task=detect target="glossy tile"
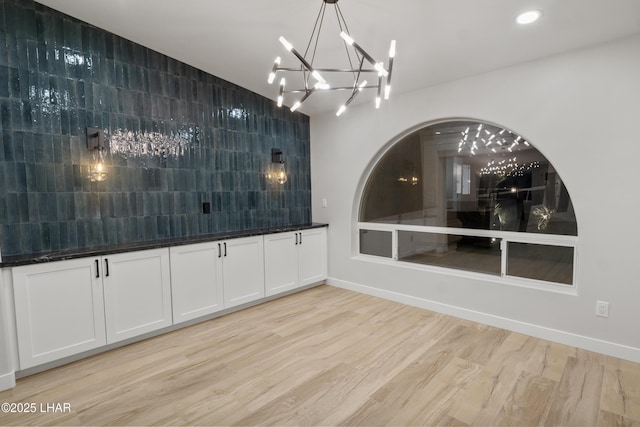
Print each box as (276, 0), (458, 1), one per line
(0, 0), (311, 257)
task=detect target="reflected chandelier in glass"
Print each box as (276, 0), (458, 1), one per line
(360, 119), (577, 236)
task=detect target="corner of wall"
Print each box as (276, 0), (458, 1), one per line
(0, 269), (17, 390)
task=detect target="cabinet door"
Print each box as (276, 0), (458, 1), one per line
(12, 258), (106, 369)
(102, 248), (172, 344)
(222, 236), (265, 308)
(298, 228), (328, 286)
(264, 232), (299, 296)
(170, 242), (224, 324)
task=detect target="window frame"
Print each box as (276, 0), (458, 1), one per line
(356, 221), (578, 295)
(354, 118), (579, 294)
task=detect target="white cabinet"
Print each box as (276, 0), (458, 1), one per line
(298, 228), (328, 286)
(12, 248), (172, 368)
(9, 227), (322, 373)
(170, 242), (224, 324)
(12, 258), (106, 369)
(264, 233), (298, 296)
(102, 248), (172, 344)
(221, 236), (265, 308)
(264, 227), (327, 296)
(170, 235), (265, 319)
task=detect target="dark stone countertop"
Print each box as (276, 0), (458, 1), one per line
(0, 223), (328, 268)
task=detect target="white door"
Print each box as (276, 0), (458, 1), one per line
(102, 248), (172, 344)
(222, 236), (265, 308)
(264, 232), (299, 296)
(12, 258), (106, 369)
(170, 242), (224, 323)
(298, 228), (328, 286)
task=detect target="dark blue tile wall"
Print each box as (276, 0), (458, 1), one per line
(0, 0), (311, 257)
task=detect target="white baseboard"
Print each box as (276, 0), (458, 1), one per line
(327, 277), (640, 364)
(0, 371), (15, 391)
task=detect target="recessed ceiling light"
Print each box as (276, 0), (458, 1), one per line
(516, 10), (542, 25)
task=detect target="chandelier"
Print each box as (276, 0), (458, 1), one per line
(268, 0), (396, 116)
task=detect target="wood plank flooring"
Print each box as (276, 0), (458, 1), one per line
(1, 285), (639, 426)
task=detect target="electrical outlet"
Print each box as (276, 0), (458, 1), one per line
(596, 300), (609, 318)
(321, 198), (327, 208)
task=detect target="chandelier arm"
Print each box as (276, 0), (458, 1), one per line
(348, 39), (384, 73)
(352, 55), (366, 90)
(344, 85), (363, 107)
(299, 90), (313, 104)
(289, 89), (314, 112)
(303, 69), (309, 92)
(283, 86), (379, 94)
(276, 67), (381, 73)
(278, 36), (326, 83)
(285, 48), (322, 80)
(385, 56), (394, 95)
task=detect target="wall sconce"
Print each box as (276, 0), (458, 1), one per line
(87, 127), (108, 182)
(269, 148), (287, 185)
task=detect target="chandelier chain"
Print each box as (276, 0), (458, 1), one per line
(304, 1), (326, 63)
(335, 2), (360, 77)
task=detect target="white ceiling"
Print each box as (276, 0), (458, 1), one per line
(35, 0), (640, 117)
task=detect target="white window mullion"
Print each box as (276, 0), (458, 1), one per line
(392, 229), (398, 261)
(500, 239), (508, 277)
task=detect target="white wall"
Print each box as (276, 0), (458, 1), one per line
(311, 34), (640, 361)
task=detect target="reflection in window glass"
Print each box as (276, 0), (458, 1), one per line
(359, 230), (392, 258)
(360, 120), (577, 236)
(507, 242), (574, 285)
(398, 231), (501, 275)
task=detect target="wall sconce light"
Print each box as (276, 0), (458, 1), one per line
(269, 148), (287, 185)
(87, 127), (108, 182)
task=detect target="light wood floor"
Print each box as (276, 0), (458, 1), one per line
(1, 285), (639, 426)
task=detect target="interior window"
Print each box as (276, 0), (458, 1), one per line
(359, 119), (578, 287)
(361, 120), (576, 235)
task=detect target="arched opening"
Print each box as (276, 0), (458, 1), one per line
(358, 119), (578, 288)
